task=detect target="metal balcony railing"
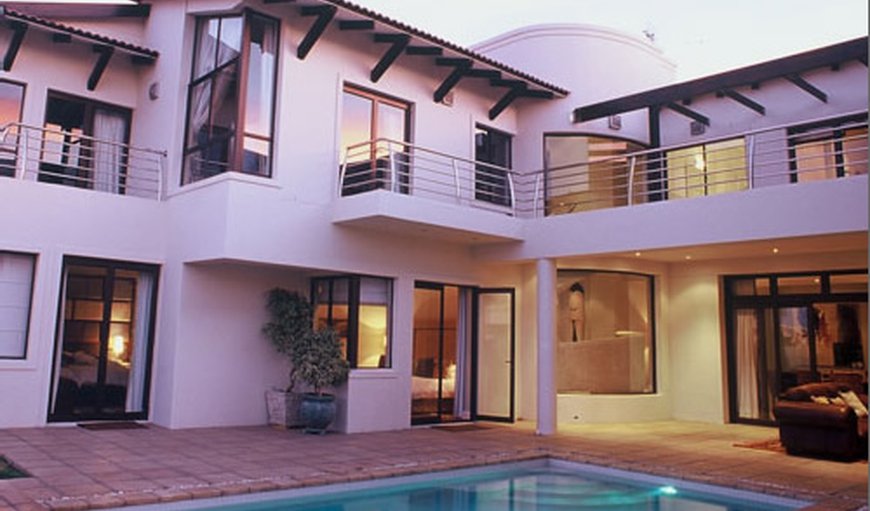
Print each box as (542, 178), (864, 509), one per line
(339, 138), (516, 216)
(516, 112), (868, 217)
(0, 123), (166, 200)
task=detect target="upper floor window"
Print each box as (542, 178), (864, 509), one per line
(0, 80), (25, 178)
(339, 85), (410, 195)
(666, 138), (747, 199)
(40, 92), (131, 193)
(474, 125), (512, 207)
(788, 116), (868, 183)
(183, 12), (278, 185)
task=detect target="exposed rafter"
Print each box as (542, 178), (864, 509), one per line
(489, 84), (526, 120)
(338, 19), (373, 30)
(87, 44), (114, 91)
(405, 46), (442, 56)
(466, 69), (501, 80)
(297, 5), (336, 60)
(371, 33), (409, 82)
(786, 75), (827, 103)
(718, 89), (765, 115)
(3, 21), (27, 71)
(433, 58), (471, 103)
(52, 33), (71, 43)
(665, 102), (710, 126)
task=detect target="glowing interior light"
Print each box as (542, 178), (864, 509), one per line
(110, 335), (126, 359)
(659, 485), (679, 495)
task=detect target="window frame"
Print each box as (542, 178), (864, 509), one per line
(181, 9), (280, 185)
(474, 123), (513, 207)
(310, 274), (394, 370)
(0, 251), (36, 360)
(0, 79), (26, 178)
(555, 269), (657, 395)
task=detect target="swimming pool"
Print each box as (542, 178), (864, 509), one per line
(121, 459), (808, 511)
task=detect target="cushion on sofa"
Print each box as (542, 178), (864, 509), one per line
(781, 382), (850, 401)
(839, 390), (869, 417)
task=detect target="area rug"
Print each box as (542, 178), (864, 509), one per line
(78, 421), (148, 431)
(732, 438), (786, 454)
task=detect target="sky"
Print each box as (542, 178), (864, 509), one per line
(355, 0), (869, 80)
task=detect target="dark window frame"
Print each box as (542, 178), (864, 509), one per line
(556, 268), (657, 395)
(47, 255), (160, 423)
(39, 90), (133, 192)
(724, 269), (868, 426)
(787, 113), (868, 183)
(310, 274), (394, 370)
(182, 9), (280, 185)
(474, 123), (513, 207)
(0, 250), (36, 360)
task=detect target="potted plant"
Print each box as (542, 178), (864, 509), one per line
(262, 288), (313, 428)
(293, 327), (349, 434)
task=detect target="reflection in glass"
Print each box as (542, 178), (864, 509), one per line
(556, 271), (654, 394)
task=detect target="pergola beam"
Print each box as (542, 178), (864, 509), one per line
(87, 44), (114, 91)
(786, 75), (828, 103)
(406, 46), (442, 56)
(489, 84), (526, 120)
(371, 33), (409, 82)
(3, 21), (27, 71)
(338, 19), (373, 30)
(433, 60), (470, 103)
(718, 89), (765, 115)
(665, 102), (710, 126)
(297, 5), (336, 60)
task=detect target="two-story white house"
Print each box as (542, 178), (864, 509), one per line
(0, 0), (865, 435)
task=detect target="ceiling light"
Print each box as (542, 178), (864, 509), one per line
(634, 251), (642, 257)
(772, 247), (779, 254)
(685, 255), (692, 260)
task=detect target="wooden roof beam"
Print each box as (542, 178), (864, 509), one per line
(665, 102), (710, 126)
(433, 59), (471, 103)
(87, 44), (113, 91)
(297, 5), (336, 60)
(786, 75), (827, 103)
(718, 89), (765, 115)
(371, 33), (409, 82)
(3, 21), (27, 71)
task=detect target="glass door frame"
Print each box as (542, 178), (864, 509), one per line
(471, 287), (516, 423)
(48, 256), (160, 423)
(724, 270), (867, 426)
(411, 281), (457, 425)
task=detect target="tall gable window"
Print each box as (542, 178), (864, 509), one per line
(183, 12), (278, 185)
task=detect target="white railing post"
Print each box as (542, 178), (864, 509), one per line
(337, 145), (350, 197)
(16, 126), (27, 180)
(533, 173), (542, 218)
(746, 134), (756, 190)
(627, 156), (637, 206)
(507, 172), (516, 217)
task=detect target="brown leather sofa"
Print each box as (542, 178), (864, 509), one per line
(774, 382), (868, 460)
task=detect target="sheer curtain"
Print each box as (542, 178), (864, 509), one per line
(453, 290), (469, 419)
(736, 310), (759, 418)
(92, 108), (127, 193)
(126, 271), (154, 412)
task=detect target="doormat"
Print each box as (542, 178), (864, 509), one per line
(0, 456), (29, 479)
(433, 424), (491, 433)
(78, 421), (148, 431)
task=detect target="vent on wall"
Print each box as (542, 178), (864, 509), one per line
(690, 121), (706, 136)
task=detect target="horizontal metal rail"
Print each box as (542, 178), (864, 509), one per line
(339, 138), (516, 216)
(0, 122), (166, 200)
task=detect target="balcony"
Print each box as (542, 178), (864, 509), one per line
(334, 139), (523, 243)
(0, 123), (166, 200)
(335, 113), (867, 240)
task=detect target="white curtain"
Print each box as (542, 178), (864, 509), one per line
(50, 267), (70, 414)
(736, 310), (759, 418)
(92, 108), (127, 193)
(126, 271), (154, 412)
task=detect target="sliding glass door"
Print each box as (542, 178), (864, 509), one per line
(726, 271), (867, 425)
(49, 257), (159, 422)
(473, 289), (515, 422)
(411, 283), (471, 425)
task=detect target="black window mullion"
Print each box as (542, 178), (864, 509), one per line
(833, 130), (846, 178)
(95, 267), (115, 411)
(347, 277), (360, 369)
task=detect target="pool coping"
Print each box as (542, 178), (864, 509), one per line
(100, 457), (811, 511)
(36, 447), (853, 511)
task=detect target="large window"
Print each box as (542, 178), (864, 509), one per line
(544, 135), (646, 214)
(50, 257), (159, 421)
(666, 138), (747, 199)
(339, 85), (410, 195)
(474, 125), (512, 206)
(725, 271), (867, 425)
(183, 12), (278, 184)
(312, 276), (392, 369)
(789, 117), (868, 182)
(556, 270), (655, 394)
(0, 252), (35, 359)
(0, 80), (25, 178)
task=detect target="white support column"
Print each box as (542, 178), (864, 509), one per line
(536, 258), (557, 435)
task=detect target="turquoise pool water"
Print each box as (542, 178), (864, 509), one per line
(185, 462), (804, 511)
